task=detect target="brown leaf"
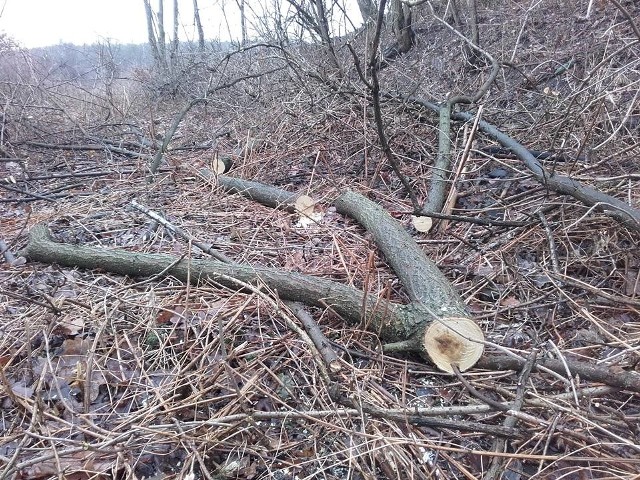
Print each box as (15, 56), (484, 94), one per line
(59, 317), (85, 336)
(156, 308), (175, 324)
(10, 381), (34, 400)
(501, 296), (520, 307)
(61, 338), (92, 355)
(18, 451), (115, 479)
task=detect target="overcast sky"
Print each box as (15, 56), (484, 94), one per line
(0, 0), (362, 49)
(0, 0), (246, 48)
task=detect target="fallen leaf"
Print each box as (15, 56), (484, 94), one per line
(295, 211), (323, 229)
(501, 296), (520, 307)
(10, 381), (34, 400)
(61, 338), (92, 355)
(18, 451), (115, 479)
(59, 317), (85, 336)
(475, 264), (495, 277)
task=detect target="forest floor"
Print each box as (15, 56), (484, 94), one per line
(1, 0), (640, 479)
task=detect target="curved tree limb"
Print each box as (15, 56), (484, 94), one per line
(454, 109), (640, 231)
(335, 191), (466, 316)
(149, 97), (207, 176)
(20, 223), (394, 328)
(214, 173), (301, 211)
(402, 95), (640, 231)
(608, 0), (640, 43)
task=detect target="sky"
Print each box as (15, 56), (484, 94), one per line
(0, 0), (245, 48)
(0, 0), (148, 47)
(0, 0), (363, 50)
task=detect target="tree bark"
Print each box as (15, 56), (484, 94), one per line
(398, 94), (640, 232)
(312, 0), (341, 69)
(148, 97), (207, 175)
(193, 0), (205, 51)
(236, 0), (248, 46)
(170, 0), (180, 70)
(143, 0), (163, 70)
(383, 0), (415, 62)
(335, 191), (464, 315)
(356, 0), (377, 24)
(462, 0), (483, 66)
(17, 216), (640, 389)
(390, 0), (414, 54)
(157, 0), (167, 65)
(423, 102), (452, 213)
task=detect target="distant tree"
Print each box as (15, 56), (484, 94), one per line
(142, 0), (180, 76)
(235, 0), (248, 46)
(383, 0), (415, 61)
(143, 0), (168, 71)
(192, 0), (206, 51)
(170, 0), (180, 69)
(356, 0), (377, 24)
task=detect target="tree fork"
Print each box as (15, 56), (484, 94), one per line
(20, 185), (484, 373)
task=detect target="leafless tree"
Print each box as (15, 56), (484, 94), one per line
(235, 0), (248, 46)
(192, 0), (206, 51)
(143, 0), (168, 71)
(383, 0), (415, 61)
(356, 0), (378, 24)
(142, 0), (180, 78)
(170, 0), (180, 70)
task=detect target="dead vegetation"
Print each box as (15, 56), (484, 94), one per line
(1, 0), (640, 478)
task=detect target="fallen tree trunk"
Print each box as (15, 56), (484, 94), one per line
(20, 187), (484, 373)
(334, 190), (485, 372)
(215, 173), (301, 212)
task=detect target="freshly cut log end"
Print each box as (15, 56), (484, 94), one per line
(213, 155), (233, 174)
(423, 317), (484, 373)
(294, 195), (316, 214)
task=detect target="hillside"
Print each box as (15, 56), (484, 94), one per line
(1, 1), (639, 478)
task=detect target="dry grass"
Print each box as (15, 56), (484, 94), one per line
(1, 0), (640, 478)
